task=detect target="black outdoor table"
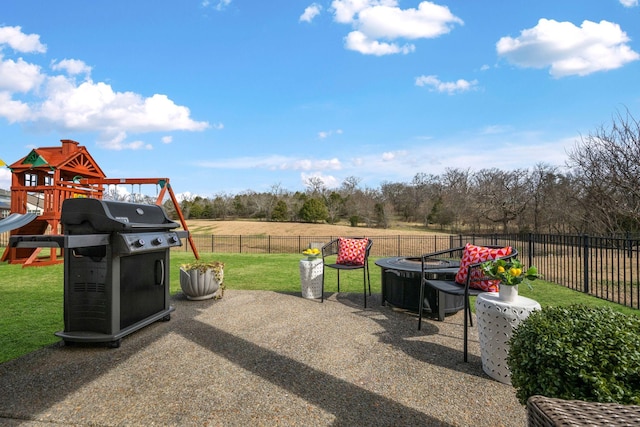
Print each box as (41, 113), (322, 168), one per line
(375, 257), (463, 319)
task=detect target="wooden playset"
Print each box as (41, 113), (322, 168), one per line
(1, 139), (198, 266)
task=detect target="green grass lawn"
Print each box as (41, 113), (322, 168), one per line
(1, 252), (638, 364)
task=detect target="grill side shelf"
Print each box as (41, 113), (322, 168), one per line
(9, 235), (65, 248)
(9, 234), (110, 249)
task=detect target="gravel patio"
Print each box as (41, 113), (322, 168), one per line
(0, 290), (526, 426)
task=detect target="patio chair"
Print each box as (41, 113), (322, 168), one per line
(418, 244), (517, 362)
(321, 237), (373, 308)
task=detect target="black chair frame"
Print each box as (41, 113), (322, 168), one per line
(418, 245), (518, 362)
(321, 238), (373, 308)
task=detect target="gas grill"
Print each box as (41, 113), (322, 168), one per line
(11, 198), (184, 348)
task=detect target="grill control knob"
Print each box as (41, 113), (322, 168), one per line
(168, 235), (179, 244)
(135, 239), (146, 247)
(152, 237), (164, 246)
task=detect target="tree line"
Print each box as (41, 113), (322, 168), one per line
(163, 110), (640, 236)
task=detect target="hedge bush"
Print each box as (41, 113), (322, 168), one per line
(508, 304), (640, 405)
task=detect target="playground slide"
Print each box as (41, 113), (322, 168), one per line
(0, 213), (38, 234)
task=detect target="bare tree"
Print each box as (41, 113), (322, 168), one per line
(440, 168), (472, 229)
(340, 176), (361, 194)
(567, 109), (640, 234)
(304, 176), (326, 195)
(472, 168), (530, 233)
(380, 181), (415, 221)
(324, 191), (344, 224)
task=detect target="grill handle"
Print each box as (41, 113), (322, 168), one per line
(155, 259), (165, 286)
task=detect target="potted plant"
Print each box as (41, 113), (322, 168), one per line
(300, 246), (323, 299)
(179, 260), (225, 300)
(302, 247), (321, 261)
(480, 258), (540, 301)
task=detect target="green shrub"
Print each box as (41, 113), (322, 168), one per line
(508, 304), (640, 405)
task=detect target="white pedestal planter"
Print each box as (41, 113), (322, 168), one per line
(179, 262), (224, 300)
(475, 293), (541, 384)
(299, 258), (323, 299)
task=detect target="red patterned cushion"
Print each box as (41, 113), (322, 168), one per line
(454, 243), (512, 292)
(336, 238), (368, 266)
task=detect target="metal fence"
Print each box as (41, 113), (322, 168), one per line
(183, 234), (520, 258)
(179, 233), (640, 310)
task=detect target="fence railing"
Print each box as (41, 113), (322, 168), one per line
(179, 233), (639, 311)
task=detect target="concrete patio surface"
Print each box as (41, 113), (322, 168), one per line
(0, 290), (526, 426)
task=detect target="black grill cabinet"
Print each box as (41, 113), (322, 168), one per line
(55, 198), (183, 347)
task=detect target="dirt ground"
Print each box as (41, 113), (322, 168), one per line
(185, 219), (439, 236)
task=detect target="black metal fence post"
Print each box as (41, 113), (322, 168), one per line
(583, 234), (589, 294)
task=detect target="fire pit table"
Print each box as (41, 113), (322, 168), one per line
(375, 257), (464, 319)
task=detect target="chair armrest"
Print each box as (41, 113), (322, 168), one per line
(321, 239), (339, 258)
(421, 247), (465, 258)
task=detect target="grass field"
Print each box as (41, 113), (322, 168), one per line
(183, 218), (443, 236)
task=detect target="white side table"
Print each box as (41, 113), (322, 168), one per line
(299, 258), (323, 299)
(475, 292), (541, 384)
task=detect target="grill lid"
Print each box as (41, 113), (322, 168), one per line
(61, 198), (179, 234)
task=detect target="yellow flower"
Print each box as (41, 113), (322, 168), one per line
(497, 266), (505, 273)
(302, 248), (321, 256)
(509, 267), (522, 277)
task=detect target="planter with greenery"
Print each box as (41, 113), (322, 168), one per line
(179, 260), (225, 301)
(508, 304), (640, 405)
(481, 258), (540, 302)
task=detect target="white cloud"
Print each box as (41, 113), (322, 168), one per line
(36, 79), (209, 133)
(345, 31), (415, 55)
(0, 26), (46, 53)
(496, 18), (640, 77)
(0, 92), (30, 123)
(162, 135), (173, 144)
(96, 132), (152, 151)
(300, 3), (323, 23)
(619, 0), (638, 7)
(480, 124), (512, 135)
(301, 171), (340, 189)
(357, 2), (463, 39)
(196, 155), (342, 171)
(191, 130), (573, 191)
(203, 0), (231, 11)
(0, 55), (44, 92)
(0, 26), (210, 150)
(0, 167), (11, 190)
(415, 75), (478, 94)
(51, 58), (92, 75)
(318, 128), (343, 139)
(331, 0), (462, 55)
(331, 0), (396, 24)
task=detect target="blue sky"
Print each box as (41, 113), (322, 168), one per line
(1, 0), (639, 199)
